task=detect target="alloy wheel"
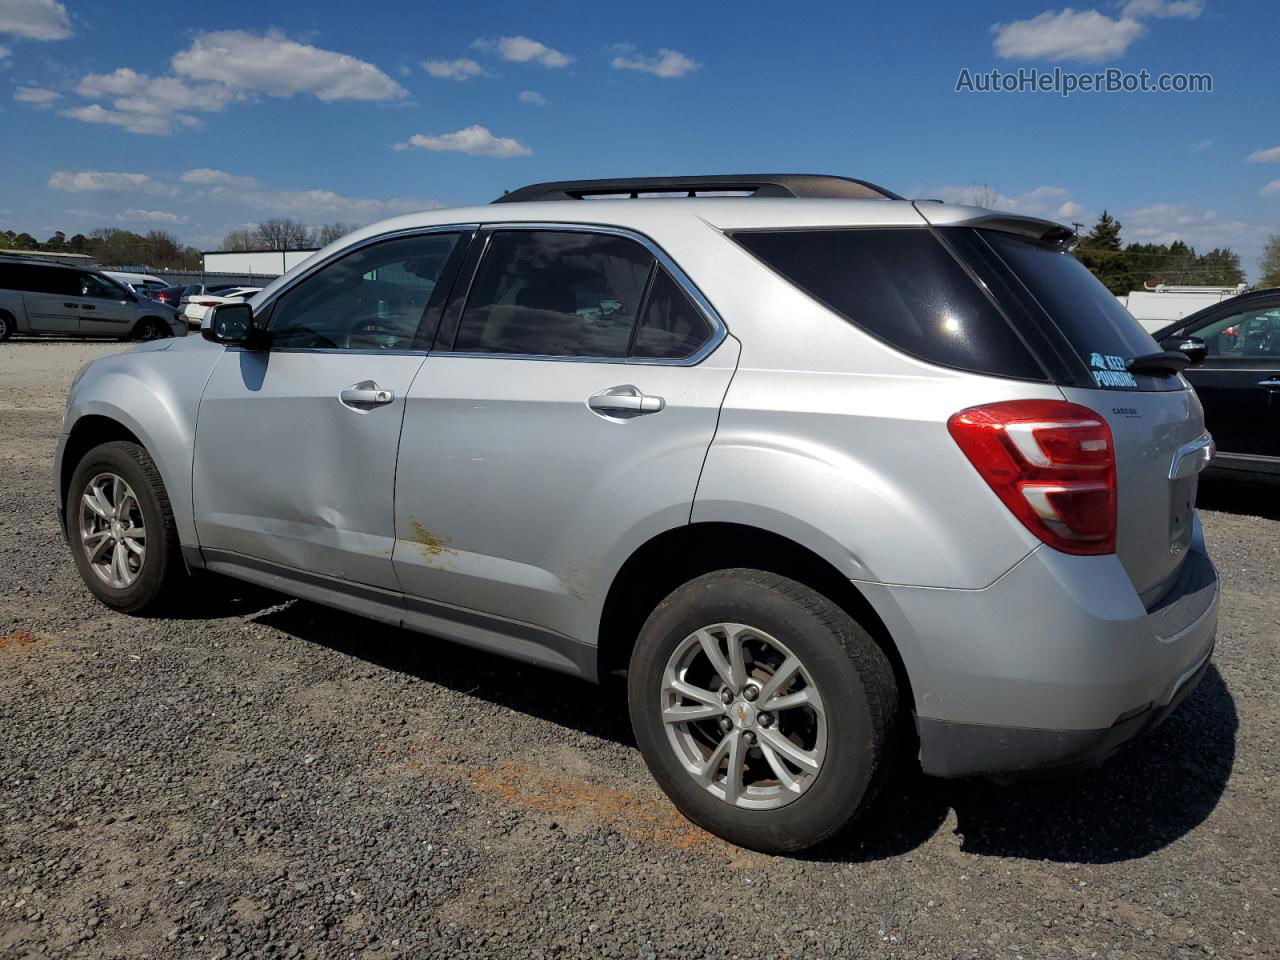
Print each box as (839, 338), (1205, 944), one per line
(660, 623), (827, 810)
(79, 472), (146, 588)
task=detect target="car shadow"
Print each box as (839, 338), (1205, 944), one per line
(1197, 474), (1280, 521)
(244, 598), (1235, 865)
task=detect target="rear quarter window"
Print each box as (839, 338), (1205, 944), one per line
(732, 228), (1046, 381)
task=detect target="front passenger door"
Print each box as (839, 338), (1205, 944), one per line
(193, 228), (472, 590)
(74, 272), (138, 336)
(1181, 299), (1280, 461)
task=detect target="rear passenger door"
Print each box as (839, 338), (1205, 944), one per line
(20, 265), (80, 333)
(393, 226), (739, 647)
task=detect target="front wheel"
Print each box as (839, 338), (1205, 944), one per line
(133, 318), (169, 341)
(0, 311), (14, 341)
(67, 441), (185, 613)
(628, 569), (898, 853)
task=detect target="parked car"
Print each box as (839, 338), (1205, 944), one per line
(103, 271), (168, 299)
(0, 254), (184, 342)
(56, 175), (1218, 852)
(179, 285), (262, 328)
(1154, 287), (1280, 478)
(151, 284), (188, 309)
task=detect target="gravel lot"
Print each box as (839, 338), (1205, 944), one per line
(1, 338), (1277, 960)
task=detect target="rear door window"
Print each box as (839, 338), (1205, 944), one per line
(733, 228), (1046, 381)
(454, 230), (654, 358)
(632, 268), (714, 360)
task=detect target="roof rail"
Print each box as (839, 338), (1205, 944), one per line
(493, 174), (903, 204)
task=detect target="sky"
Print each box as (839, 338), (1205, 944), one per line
(0, 0), (1277, 275)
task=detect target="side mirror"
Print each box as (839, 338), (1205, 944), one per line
(1159, 335), (1207, 367)
(202, 302), (265, 348)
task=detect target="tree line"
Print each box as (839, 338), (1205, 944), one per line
(219, 219), (355, 252)
(1072, 210), (1258, 294)
(0, 227), (202, 270)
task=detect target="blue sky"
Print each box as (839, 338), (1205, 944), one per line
(1, 0), (1277, 274)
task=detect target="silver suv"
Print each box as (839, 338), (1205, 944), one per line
(0, 255), (183, 342)
(57, 175), (1219, 852)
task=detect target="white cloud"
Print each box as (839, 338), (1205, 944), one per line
(59, 103), (188, 135)
(222, 186), (429, 219)
(48, 170), (162, 193)
(422, 57), (485, 80)
(473, 35), (570, 68)
(1247, 145), (1280, 164)
(115, 208), (187, 224)
(609, 46), (700, 79)
(0, 44), (9, 59)
(78, 68), (233, 114)
(180, 168), (258, 190)
(13, 84), (58, 105)
(927, 183), (1088, 221)
(992, 9), (1144, 62)
(0, 0), (70, 41)
(172, 30), (407, 101)
(1121, 0), (1203, 18)
(1187, 138), (1214, 152)
(395, 124), (532, 158)
(1263, 180), (1280, 198)
(517, 89), (546, 106)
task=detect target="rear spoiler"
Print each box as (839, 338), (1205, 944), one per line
(912, 201), (1075, 247)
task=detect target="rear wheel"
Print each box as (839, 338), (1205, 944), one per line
(0, 311), (14, 341)
(133, 318), (168, 341)
(67, 441), (185, 613)
(628, 569), (898, 853)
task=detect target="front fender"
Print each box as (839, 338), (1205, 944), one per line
(62, 338), (223, 547)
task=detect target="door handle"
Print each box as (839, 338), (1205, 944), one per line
(588, 385), (665, 416)
(1257, 377), (1280, 389)
(63, 302), (80, 308)
(81, 304), (96, 311)
(339, 381), (395, 409)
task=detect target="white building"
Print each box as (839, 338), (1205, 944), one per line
(202, 249), (317, 277)
(1119, 283), (1249, 334)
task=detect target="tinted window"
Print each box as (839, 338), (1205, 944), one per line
(0, 263), (25, 290)
(734, 228), (1044, 380)
(978, 230), (1178, 392)
(455, 230), (653, 358)
(21, 266), (79, 296)
(1195, 306), (1280, 358)
(632, 268), (713, 359)
(269, 233), (462, 350)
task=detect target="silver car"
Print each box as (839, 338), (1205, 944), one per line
(57, 175), (1219, 852)
(0, 255), (183, 342)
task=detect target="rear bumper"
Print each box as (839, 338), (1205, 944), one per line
(857, 516), (1218, 778)
(916, 640), (1212, 778)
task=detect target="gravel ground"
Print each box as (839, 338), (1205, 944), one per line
(1, 338), (1277, 960)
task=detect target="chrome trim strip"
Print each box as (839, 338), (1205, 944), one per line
(1169, 432), (1215, 481)
(251, 220), (727, 368)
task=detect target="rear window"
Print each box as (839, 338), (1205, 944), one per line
(733, 228), (1046, 381)
(975, 230), (1177, 392)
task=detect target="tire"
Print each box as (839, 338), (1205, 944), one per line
(0, 311), (14, 341)
(628, 569), (898, 853)
(133, 318), (168, 341)
(66, 440), (185, 614)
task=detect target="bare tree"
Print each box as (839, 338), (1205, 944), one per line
(1261, 234), (1280, 289)
(966, 184), (1001, 209)
(220, 228), (258, 251)
(253, 218), (313, 251)
(312, 222), (356, 246)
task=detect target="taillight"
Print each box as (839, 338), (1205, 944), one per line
(192, 300), (221, 307)
(947, 399), (1116, 556)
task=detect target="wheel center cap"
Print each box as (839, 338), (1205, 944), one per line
(731, 701), (756, 730)
(110, 520), (123, 540)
